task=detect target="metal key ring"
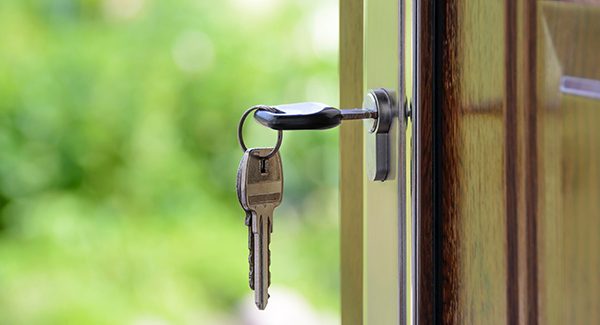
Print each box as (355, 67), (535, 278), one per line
(237, 105), (283, 159)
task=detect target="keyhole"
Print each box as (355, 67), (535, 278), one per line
(259, 159), (267, 174)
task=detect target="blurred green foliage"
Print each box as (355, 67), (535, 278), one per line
(0, 0), (339, 323)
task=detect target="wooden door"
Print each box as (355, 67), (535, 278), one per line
(413, 0), (600, 324)
(341, 0), (600, 324)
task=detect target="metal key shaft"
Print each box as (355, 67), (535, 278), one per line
(251, 207), (273, 309)
(339, 108), (378, 120)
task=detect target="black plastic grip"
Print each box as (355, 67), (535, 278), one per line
(253, 103), (342, 130)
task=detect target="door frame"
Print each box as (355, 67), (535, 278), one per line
(339, 0), (365, 323)
(340, 0), (409, 323)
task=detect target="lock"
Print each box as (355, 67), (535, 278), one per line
(363, 88), (394, 181)
(251, 88), (396, 181)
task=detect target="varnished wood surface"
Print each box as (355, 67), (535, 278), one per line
(415, 0), (436, 323)
(516, 0), (539, 323)
(415, 0), (600, 324)
(438, 1), (510, 323)
(537, 2), (600, 324)
(339, 0), (363, 323)
(417, 1), (510, 324)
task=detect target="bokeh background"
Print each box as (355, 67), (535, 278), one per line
(0, 0), (340, 323)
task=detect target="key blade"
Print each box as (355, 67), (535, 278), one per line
(252, 209), (273, 310)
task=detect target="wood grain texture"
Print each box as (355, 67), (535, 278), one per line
(340, 0), (363, 323)
(441, 1), (511, 323)
(417, 0), (511, 323)
(415, 0), (435, 323)
(415, 0), (600, 324)
(516, 1), (539, 323)
(415, 0), (543, 323)
(537, 3), (600, 324)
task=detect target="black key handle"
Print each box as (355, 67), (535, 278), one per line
(254, 103), (378, 131)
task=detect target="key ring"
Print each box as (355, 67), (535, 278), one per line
(237, 105), (283, 160)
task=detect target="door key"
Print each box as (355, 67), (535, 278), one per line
(236, 148), (283, 310)
(234, 88), (394, 310)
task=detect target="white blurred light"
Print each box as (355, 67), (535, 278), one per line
(103, 0), (145, 21)
(304, 77), (337, 106)
(239, 287), (338, 325)
(309, 3), (338, 55)
(171, 31), (215, 74)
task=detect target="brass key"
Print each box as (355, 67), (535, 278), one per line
(236, 148), (283, 310)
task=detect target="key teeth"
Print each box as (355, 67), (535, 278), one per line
(268, 219), (272, 286)
(247, 224), (255, 290)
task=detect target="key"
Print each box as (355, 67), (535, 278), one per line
(237, 148), (283, 310)
(253, 102), (377, 130)
(236, 152), (254, 290)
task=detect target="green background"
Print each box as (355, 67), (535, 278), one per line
(0, 0), (340, 323)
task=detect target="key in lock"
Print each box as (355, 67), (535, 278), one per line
(253, 88), (398, 181)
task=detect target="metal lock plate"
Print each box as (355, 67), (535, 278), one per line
(364, 88), (395, 181)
